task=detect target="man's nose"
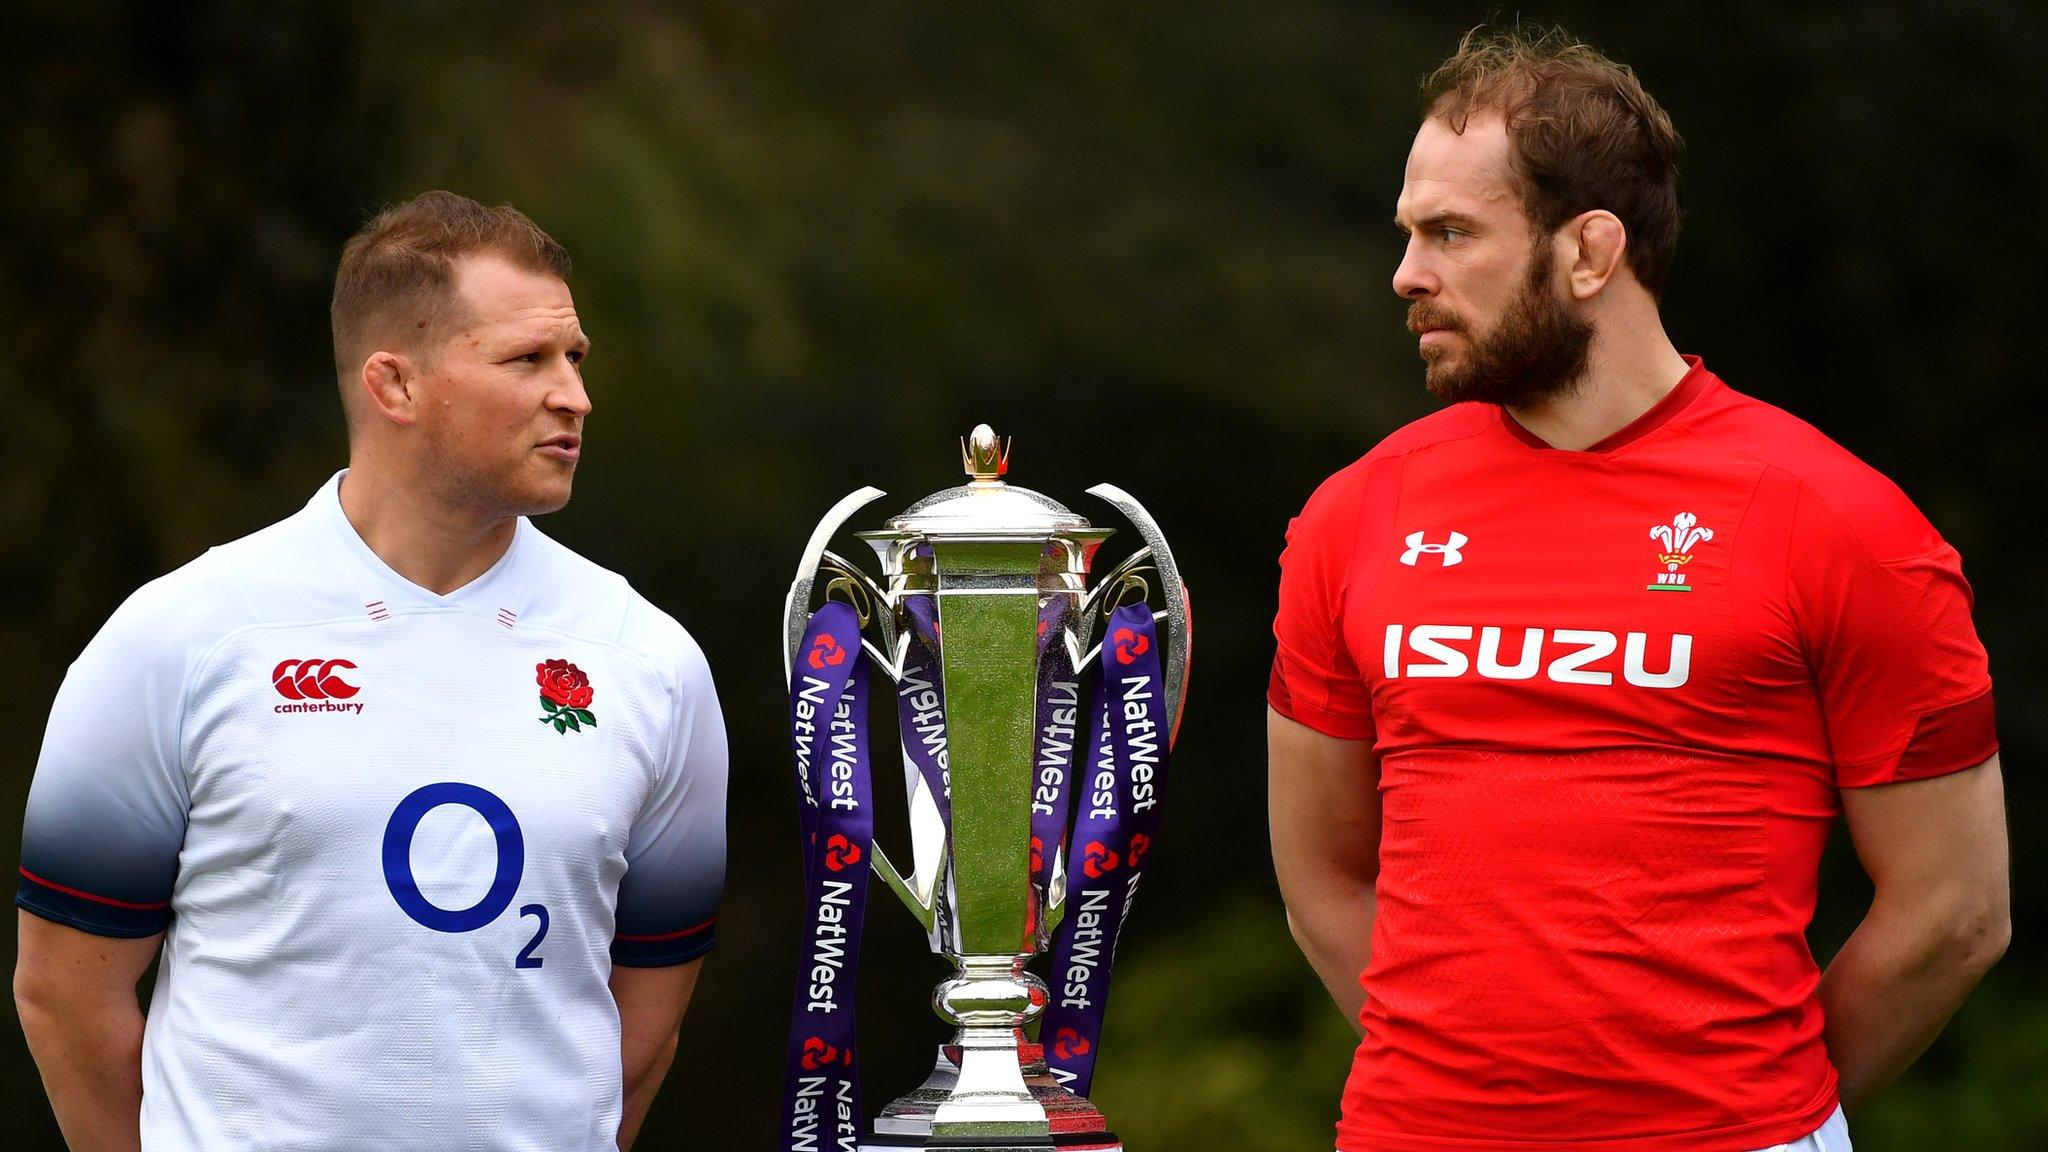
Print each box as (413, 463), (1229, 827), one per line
(548, 360), (592, 418)
(1392, 237), (1437, 299)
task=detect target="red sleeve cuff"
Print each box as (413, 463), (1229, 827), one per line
(1843, 689), (1999, 787)
(1268, 668), (1376, 742)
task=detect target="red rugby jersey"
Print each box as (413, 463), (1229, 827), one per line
(1270, 358), (1997, 1152)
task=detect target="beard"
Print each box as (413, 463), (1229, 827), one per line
(1408, 241), (1593, 408)
(418, 422), (576, 522)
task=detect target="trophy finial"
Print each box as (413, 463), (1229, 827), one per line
(960, 423), (1010, 482)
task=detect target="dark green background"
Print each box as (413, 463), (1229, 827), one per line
(4, 2), (2042, 1148)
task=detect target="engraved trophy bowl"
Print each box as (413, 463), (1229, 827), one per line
(783, 425), (1190, 1151)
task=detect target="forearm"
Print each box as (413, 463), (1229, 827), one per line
(616, 1028), (679, 1150)
(1818, 898), (2007, 1113)
(15, 996), (146, 1152)
(1282, 883), (1377, 1032)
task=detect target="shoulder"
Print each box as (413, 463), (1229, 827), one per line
(517, 524), (713, 688)
(512, 522), (636, 632)
(1681, 383), (1945, 562)
(87, 512), (317, 665)
(620, 591), (715, 693)
(1294, 403), (1493, 529)
(191, 499), (388, 624)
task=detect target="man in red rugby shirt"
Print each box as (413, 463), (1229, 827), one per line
(1269, 28), (2008, 1152)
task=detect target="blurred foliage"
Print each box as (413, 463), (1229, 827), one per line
(2, 1), (2043, 1148)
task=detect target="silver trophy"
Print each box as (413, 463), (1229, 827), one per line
(783, 425), (1191, 1151)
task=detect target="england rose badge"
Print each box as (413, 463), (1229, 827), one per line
(536, 659), (597, 734)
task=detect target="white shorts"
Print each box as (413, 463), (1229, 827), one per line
(1749, 1106), (1852, 1152)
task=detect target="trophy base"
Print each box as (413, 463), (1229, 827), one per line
(862, 1043), (1121, 1152)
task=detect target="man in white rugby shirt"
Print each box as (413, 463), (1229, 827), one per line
(14, 191), (728, 1151)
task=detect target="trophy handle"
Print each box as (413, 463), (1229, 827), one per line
(1086, 483), (1192, 746)
(873, 838), (945, 934)
(1047, 485), (1191, 934)
(783, 486), (887, 684)
(786, 488), (953, 936)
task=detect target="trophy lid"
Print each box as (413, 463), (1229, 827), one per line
(876, 424), (1098, 539)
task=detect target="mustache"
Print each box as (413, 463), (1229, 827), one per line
(1407, 301), (1465, 335)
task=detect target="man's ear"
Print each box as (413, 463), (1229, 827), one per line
(1566, 210), (1628, 301)
(357, 350), (421, 428)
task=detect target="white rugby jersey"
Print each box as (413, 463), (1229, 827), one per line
(18, 472), (728, 1151)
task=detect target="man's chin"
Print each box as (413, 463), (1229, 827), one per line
(491, 475), (574, 519)
(522, 485), (574, 517)
(1422, 360), (1471, 403)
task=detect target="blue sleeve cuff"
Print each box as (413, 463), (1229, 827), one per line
(611, 916), (715, 967)
(17, 868), (172, 938)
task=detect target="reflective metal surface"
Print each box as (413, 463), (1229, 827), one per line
(784, 424), (1185, 1151)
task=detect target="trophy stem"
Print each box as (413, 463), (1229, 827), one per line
(929, 955), (1045, 1135)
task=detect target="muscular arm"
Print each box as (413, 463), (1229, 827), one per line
(1820, 754), (2010, 1113)
(1268, 706), (1380, 1033)
(13, 912), (162, 1152)
(612, 957), (704, 1150)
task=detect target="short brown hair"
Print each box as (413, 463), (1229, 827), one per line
(1422, 26), (1684, 293)
(330, 191), (571, 386)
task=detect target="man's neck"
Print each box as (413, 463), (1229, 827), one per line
(337, 465), (517, 596)
(1505, 326), (1692, 452)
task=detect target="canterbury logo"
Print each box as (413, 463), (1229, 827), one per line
(807, 634), (847, 670)
(1113, 626), (1149, 665)
(1400, 531), (1467, 566)
(272, 659), (360, 700)
(1384, 624), (1693, 688)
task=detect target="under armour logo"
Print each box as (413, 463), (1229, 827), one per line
(1400, 531), (1467, 567)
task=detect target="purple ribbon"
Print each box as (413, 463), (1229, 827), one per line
(896, 594), (952, 823)
(1040, 603), (1169, 1095)
(781, 601), (873, 1152)
(1029, 599), (1083, 906)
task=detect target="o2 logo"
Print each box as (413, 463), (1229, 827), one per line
(382, 782), (548, 969)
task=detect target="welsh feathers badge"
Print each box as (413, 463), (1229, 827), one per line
(537, 658), (597, 734)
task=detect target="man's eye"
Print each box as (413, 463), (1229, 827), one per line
(566, 349), (585, 365)
(1439, 227), (1465, 242)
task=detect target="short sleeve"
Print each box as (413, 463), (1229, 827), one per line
(612, 615), (728, 967)
(1270, 466), (1378, 741)
(18, 583), (193, 937)
(1790, 481), (1997, 788)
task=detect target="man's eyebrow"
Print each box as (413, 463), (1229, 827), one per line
(1395, 211), (1484, 233)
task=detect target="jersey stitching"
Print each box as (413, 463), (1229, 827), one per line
(1833, 684), (1996, 776)
(1338, 427), (1488, 626)
(1669, 424), (1949, 569)
(1713, 472), (1772, 744)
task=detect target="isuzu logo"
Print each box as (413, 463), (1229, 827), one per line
(1383, 624), (1692, 688)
